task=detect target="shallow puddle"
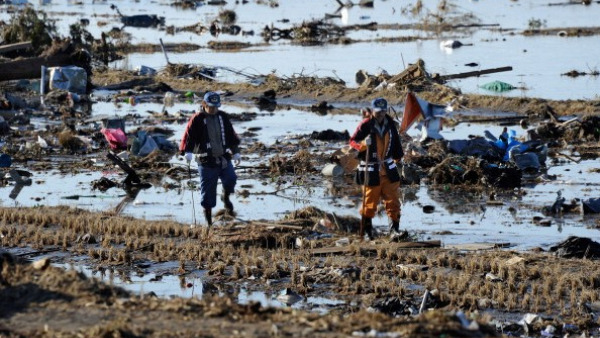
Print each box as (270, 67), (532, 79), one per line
(52, 262), (345, 313)
(3, 99), (600, 250)
(238, 288), (345, 314)
(56, 262), (205, 298)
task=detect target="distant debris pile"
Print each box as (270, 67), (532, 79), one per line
(262, 20), (345, 45)
(163, 63), (217, 80)
(356, 59), (440, 92)
(356, 59), (513, 93)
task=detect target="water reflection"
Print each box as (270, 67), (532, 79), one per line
(2, 97), (600, 249)
(238, 288), (345, 314)
(2, 0), (599, 98)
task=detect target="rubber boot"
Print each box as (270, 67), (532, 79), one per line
(221, 192), (234, 213)
(389, 220), (400, 234)
(389, 219), (409, 241)
(204, 208), (212, 226)
(362, 216), (374, 240)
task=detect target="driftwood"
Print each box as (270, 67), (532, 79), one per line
(106, 151), (141, 185)
(97, 77), (155, 91)
(0, 41), (32, 55)
(439, 66), (513, 80)
(388, 59), (427, 84)
(9, 184), (25, 200)
(245, 221), (304, 231)
(0, 53), (72, 81)
(311, 240), (441, 256)
(0, 41), (89, 82)
(455, 116), (522, 125)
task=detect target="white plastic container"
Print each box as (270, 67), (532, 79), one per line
(48, 66), (87, 94)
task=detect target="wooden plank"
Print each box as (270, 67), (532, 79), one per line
(0, 41), (32, 54)
(445, 242), (510, 251)
(439, 66), (513, 80)
(390, 240), (441, 249)
(0, 53), (73, 81)
(388, 60), (425, 84)
(250, 222), (304, 231)
(97, 77), (154, 91)
(106, 151), (141, 185)
(310, 240), (441, 256)
(9, 169), (32, 185)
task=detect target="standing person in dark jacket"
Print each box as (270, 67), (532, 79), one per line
(179, 91), (241, 226)
(350, 98), (405, 240)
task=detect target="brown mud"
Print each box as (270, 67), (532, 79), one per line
(92, 68), (600, 118)
(2, 206), (600, 337)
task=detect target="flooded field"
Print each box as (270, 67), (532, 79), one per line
(2, 0), (600, 99)
(2, 100), (600, 250)
(2, 0), (600, 336)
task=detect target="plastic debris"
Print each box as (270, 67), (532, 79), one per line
(480, 80), (516, 92)
(0, 153), (11, 167)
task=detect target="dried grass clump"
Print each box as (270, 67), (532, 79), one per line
(428, 155), (490, 186)
(269, 149), (315, 174)
(282, 206), (359, 232)
(291, 20), (344, 45)
(163, 63), (194, 77)
(218, 10), (237, 25)
(58, 130), (85, 152)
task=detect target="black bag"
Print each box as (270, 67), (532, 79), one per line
(354, 163), (380, 186)
(383, 158), (401, 183)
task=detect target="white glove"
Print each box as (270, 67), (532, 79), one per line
(184, 152), (193, 163)
(232, 153), (241, 166)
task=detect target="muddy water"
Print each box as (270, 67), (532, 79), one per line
(2, 99), (600, 251)
(55, 262), (346, 312)
(2, 0), (599, 99)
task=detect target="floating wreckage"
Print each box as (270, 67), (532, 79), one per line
(110, 4), (165, 28)
(356, 59), (512, 91)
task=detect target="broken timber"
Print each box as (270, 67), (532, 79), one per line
(249, 221), (304, 231)
(388, 59), (426, 84)
(445, 242), (510, 251)
(9, 169), (32, 185)
(0, 41), (86, 82)
(0, 53), (74, 81)
(106, 151), (141, 185)
(310, 240), (441, 256)
(0, 41), (33, 55)
(439, 66), (513, 80)
(98, 77), (155, 91)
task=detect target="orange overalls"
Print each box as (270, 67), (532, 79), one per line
(360, 130), (401, 221)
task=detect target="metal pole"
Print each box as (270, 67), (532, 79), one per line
(360, 135), (371, 239)
(40, 66), (46, 107)
(389, 105), (400, 123)
(188, 163), (197, 227)
(159, 38), (171, 65)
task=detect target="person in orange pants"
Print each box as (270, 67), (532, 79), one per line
(350, 98), (405, 240)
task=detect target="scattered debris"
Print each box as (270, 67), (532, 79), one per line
(550, 236), (600, 259)
(110, 4), (165, 28)
(479, 80), (517, 93)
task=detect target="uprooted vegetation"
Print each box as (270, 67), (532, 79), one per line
(1, 7), (56, 55)
(0, 7), (122, 69)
